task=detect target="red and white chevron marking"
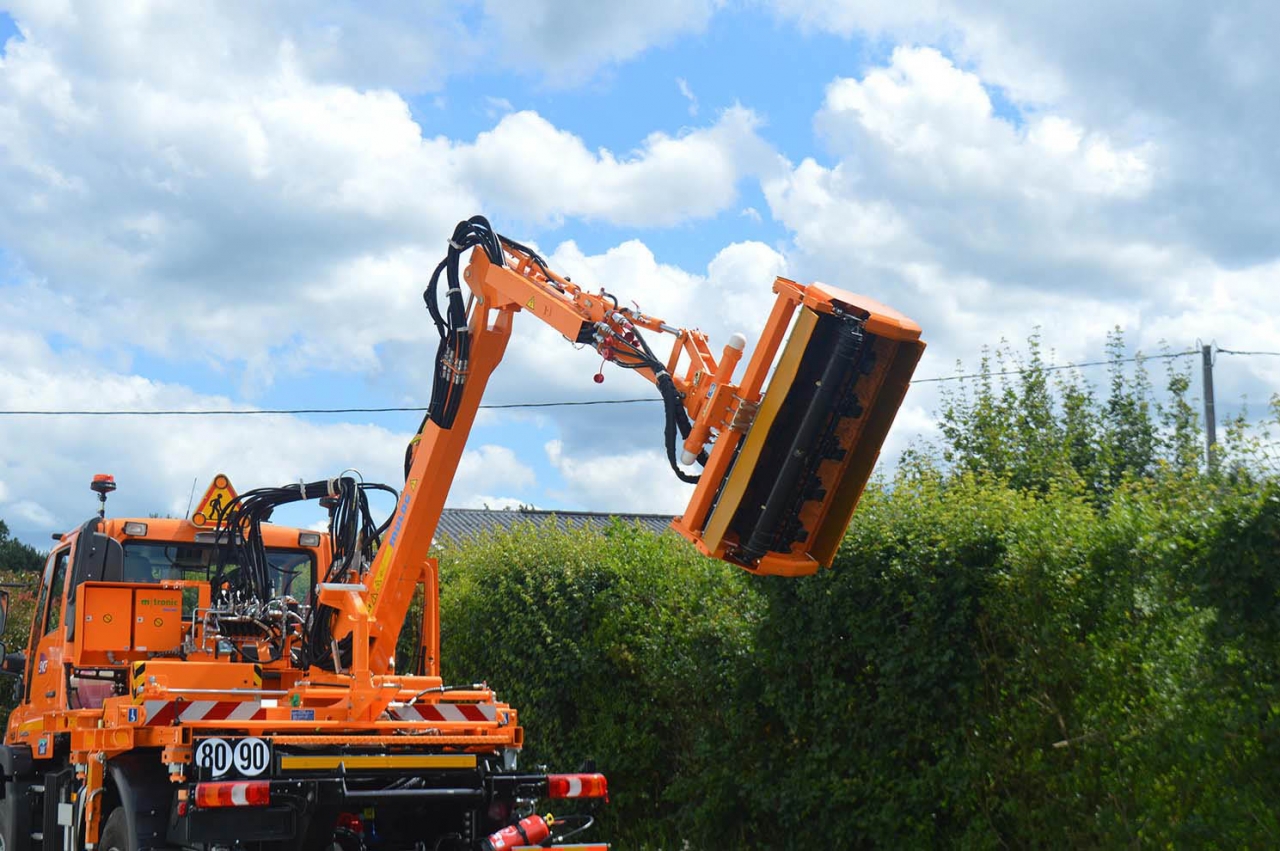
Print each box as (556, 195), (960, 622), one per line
(390, 703), (498, 724)
(143, 700), (267, 726)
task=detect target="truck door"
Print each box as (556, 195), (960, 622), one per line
(25, 546), (70, 711)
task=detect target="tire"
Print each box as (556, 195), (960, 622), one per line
(0, 807), (9, 851)
(100, 807), (132, 851)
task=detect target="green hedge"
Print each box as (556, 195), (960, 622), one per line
(436, 470), (1280, 848)
(435, 520), (757, 846)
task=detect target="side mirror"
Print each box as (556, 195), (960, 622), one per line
(0, 590), (25, 680)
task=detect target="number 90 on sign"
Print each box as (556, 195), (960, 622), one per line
(195, 737), (270, 777)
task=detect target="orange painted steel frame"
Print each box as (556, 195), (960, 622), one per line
(361, 243), (923, 673)
(358, 242), (740, 677)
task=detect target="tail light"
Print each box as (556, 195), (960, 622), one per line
(194, 780), (271, 808)
(546, 773), (608, 800)
(335, 812), (364, 835)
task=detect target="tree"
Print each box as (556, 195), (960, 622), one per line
(0, 516), (45, 573)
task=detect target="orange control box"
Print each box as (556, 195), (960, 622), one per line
(74, 583), (184, 665)
(132, 588), (183, 653)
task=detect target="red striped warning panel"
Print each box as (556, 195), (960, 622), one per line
(390, 703), (499, 724)
(143, 700), (267, 726)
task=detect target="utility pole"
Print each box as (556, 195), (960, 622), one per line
(1202, 343), (1216, 469)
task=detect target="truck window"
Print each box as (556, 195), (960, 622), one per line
(43, 549), (70, 635)
(269, 551), (313, 599)
(120, 542), (315, 599)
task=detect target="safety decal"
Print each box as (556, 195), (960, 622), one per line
(390, 703), (498, 724)
(143, 700), (267, 726)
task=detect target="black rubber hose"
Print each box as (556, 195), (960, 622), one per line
(658, 373), (701, 484)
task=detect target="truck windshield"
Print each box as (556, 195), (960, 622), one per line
(121, 542), (315, 599)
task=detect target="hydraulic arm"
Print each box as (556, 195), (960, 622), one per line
(356, 217), (924, 676)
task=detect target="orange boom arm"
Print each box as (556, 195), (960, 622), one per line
(359, 217), (924, 676)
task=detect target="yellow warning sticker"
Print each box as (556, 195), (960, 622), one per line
(525, 296), (536, 310)
(192, 473), (238, 527)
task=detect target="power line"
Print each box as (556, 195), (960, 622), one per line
(0, 347), (1258, 418)
(0, 399), (659, 417)
(909, 349), (1199, 385)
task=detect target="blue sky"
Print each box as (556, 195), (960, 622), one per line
(1, 1), (1277, 546)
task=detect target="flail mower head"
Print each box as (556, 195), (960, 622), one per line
(673, 279), (924, 576)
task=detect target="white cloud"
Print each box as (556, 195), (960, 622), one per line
(676, 77), (698, 116)
(454, 444), (537, 496)
(764, 0), (1280, 264)
(0, 334), (536, 536)
(2, 0), (479, 94)
(545, 439), (693, 513)
(766, 0), (948, 37)
(764, 48), (1166, 310)
(459, 106), (774, 227)
(484, 96), (514, 118)
(753, 43), (1280, 449)
(7, 500), (55, 528)
(815, 47), (1153, 201)
(5, 0), (1275, 533)
(0, 11), (772, 394)
(481, 0), (722, 83)
(458, 495), (528, 511)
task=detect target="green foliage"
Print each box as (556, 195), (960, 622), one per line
(0, 514), (42, 725)
(435, 520), (756, 847)
(0, 516), (44, 574)
(937, 329), (1207, 498)
(0, 565), (37, 727)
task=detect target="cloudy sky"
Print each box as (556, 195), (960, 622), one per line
(1, 1), (1277, 546)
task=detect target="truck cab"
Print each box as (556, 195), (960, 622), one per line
(10, 515), (322, 727)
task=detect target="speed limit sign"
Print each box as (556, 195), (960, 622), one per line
(195, 737), (270, 777)
(233, 737), (270, 776)
(194, 738), (232, 777)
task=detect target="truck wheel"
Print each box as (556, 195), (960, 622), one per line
(100, 808), (132, 851)
(0, 808), (9, 851)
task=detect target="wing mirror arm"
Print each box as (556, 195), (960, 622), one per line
(0, 590), (26, 678)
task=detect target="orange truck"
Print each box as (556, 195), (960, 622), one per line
(0, 216), (924, 851)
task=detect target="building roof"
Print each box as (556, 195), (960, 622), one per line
(435, 507), (674, 542)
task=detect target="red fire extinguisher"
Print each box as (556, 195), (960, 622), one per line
(481, 813), (554, 850)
